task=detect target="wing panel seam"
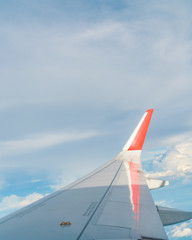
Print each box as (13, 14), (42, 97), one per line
(77, 160), (124, 240)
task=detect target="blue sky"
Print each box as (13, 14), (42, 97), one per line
(0, 0), (192, 238)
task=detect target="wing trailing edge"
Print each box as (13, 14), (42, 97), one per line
(146, 178), (169, 190)
(157, 206), (192, 226)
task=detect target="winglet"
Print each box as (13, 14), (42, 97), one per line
(123, 109), (154, 151)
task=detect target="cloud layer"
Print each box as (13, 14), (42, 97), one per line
(146, 137), (192, 180)
(0, 1), (192, 113)
(0, 3), (192, 239)
(0, 131), (99, 157)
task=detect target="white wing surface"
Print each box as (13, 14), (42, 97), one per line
(0, 109), (189, 240)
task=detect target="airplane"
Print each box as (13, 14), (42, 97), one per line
(0, 108), (191, 240)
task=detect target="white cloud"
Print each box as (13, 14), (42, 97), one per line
(0, 193), (43, 214)
(75, 21), (134, 48)
(170, 221), (192, 238)
(146, 137), (192, 179)
(0, 131), (99, 157)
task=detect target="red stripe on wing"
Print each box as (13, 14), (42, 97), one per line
(128, 161), (141, 223)
(128, 109), (153, 151)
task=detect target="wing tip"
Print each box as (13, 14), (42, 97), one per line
(124, 108), (154, 151)
(146, 108), (154, 114)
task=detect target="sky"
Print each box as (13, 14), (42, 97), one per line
(0, 0), (192, 238)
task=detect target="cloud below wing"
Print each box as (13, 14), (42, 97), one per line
(146, 137), (192, 179)
(169, 221), (192, 238)
(0, 193), (44, 218)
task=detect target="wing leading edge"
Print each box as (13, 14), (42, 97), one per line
(0, 109), (191, 240)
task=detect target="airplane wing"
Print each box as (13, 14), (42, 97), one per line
(0, 109), (191, 240)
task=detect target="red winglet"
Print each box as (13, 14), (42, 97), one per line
(128, 109), (154, 151)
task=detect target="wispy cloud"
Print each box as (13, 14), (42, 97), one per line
(0, 1), (192, 114)
(0, 131), (99, 157)
(75, 21), (134, 47)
